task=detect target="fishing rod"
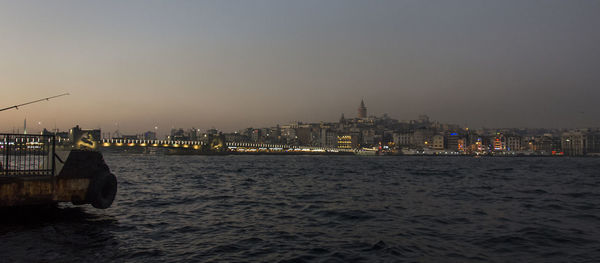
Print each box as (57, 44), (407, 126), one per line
(0, 93), (70, 112)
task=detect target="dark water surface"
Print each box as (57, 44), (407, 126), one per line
(1, 155), (599, 262)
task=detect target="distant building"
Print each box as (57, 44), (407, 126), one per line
(337, 135), (353, 149)
(169, 128), (187, 141)
(492, 133), (506, 151)
(224, 132), (246, 143)
(432, 134), (444, 150)
(320, 128), (337, 147)
(339, 113), (346, 124)
(585, 129), (600, 155)
(446, 132), (461, 151)
(251, 129), (262, 142)
(506, 135), (522, 152)
(562, 131), (585, 156)
(531, 134), (561, 155)
(362, 129), (376, 146)
(358, 99), (367, 118)
(393, 132), (412, 147)
(414, 129), (434, 148)
(143, 131), (157, 140)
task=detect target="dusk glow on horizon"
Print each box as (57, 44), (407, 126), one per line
(2, 0), (600, 135)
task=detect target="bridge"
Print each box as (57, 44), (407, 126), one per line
(99, 139), (353, 153)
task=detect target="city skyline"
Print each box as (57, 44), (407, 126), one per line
(1, 1), (600, 133)
(1, 98), (599, 137)
(38, 98), (600, 157)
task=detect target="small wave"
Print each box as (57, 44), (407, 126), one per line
(314, 209), (374, 221)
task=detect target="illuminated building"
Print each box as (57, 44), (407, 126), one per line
(493, 133), (506, 151)
(457, 138), (465, 152)
(337, 135), (353, 149)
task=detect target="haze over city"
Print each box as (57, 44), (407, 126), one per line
(1, 0), (599, 135)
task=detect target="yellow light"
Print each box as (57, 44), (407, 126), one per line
(173, 144), (180, 147)
(128, 143), (135, 146)
(103, 143), (111, 147)
(140, 143), (147, 147)
(193, 145), (200, 150)
(183, 145), (189, 148)
(116, 143), (123, 146)
(153, 143), (159, 147)
(163, 144), (169, 147)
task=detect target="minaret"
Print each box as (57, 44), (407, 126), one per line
(358, 99), (367, 118)
(339, 113), (346, 123)
(23, 118), (27, 134)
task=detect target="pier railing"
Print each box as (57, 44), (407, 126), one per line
(0, 134), (55, 176)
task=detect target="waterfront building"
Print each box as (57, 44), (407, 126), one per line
(337, 135), (353, 149)
(393, 132), (412, 147)
(492, 133), (506, 151)
(296, 126), (320, 146)
(446, 132), (461, 151)
(585, 129), (600, 155)
(457, 138), (466, 152)
(320, 128), (338, 147)
(506, 135), (522, 152)
(531, 134), (561, 155)
(432, 134), (444, 150)
(413, 128), (434, 148)
(561, 131), (585, 156)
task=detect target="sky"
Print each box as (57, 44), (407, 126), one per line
(1, 0), (599, 135)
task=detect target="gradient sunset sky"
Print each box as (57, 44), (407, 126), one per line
(1, 0), (599, 135)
